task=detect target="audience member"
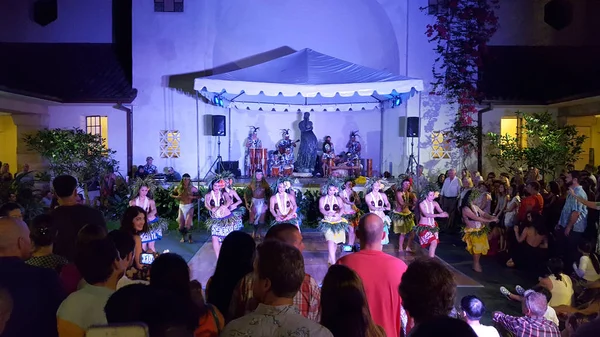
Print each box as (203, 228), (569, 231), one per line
(221, 240), (332, 336)
(151, 253), (224, 336)
(51, 174), (106, 261)
(517, 181), (543, 223)
(338, 213), (408, 337)
(0, 217), (65, 337)
(493, 291), (560, 336)
(229, 223), (321, 322)
(119, 206), (151, 281)
(399, 258), (456, 329)
(573, 241), (600, 283)
(409, 316), (478, 337)
(25, 214), (68, 272)
(0, 287), (13, 336)
(320, 264), (385, 337)
(557, 171), (588, 272)
(106, 230), (139, 289)
(57, 238), (125, 337)
(206, 231), (255, 321)
(459, 295), (500, 337)
(0, 202), (22, 219)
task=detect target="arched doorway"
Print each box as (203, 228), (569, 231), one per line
(0, 113), (17, 174)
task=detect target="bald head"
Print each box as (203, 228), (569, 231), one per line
(358, 213), (384, 246)
(265, 223), (304, 252)
(0, 217), (31, 259)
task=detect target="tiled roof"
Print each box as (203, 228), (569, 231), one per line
(0, 43), (137, 103)
(478, 46), (600, 104)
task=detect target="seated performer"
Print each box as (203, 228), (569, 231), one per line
(461, 190), (498, 272)
(130, 178), (167, 253)
(391, 178), (417, 253)
(205, 177), (243, 258)
(364, 178), (391, 244)
(318, 179), (349, 265)
(322, 136), (336, 177)
(244, 169), (271, 238)
(341, 178), (362, 250)
(170, 173), (199, 243)
(416, 185), (448, 257)
(223, 173), (246, 218)
(269, 178), (299, 229)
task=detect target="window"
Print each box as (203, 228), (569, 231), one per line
(160, 130), (180, 158)
(154, 0), (183, 12)
(500, 117), (527, 148)
(85, 116), (108, 148)
(428, 0), (448, 15)
(431, 131), (451, 159)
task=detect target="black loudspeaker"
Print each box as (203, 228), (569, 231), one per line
(33, 0), (58, 27)
(212, 115), (226, 136)
(406, 117), (420, 138)
(544, 0), (573, 31)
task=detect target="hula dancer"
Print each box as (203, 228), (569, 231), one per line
(364, 178), (391, 245)
(222, 172), (246, 218)
(341, 178), (362, 250)
(269, 177), (299, 230)
(460, 190), (498, 272)
(130, 178), (167, 253)
(171, 173), (199, 243)
(391, 178), (417, 253)
(244, 169), (271, 239)
(318, 179), (349, 265)
(416, 185), (448, 257)
(204, 176), (243, 258)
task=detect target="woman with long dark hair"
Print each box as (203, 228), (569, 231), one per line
(320, 265), (385, 337)
(505, 212), (549, 271)
(205, 231), (255, 321)
(120, 206), (150, 280)
(150, 253), (224, 336)
(25, 214), (68, 272)
(573, 241), (600, 283)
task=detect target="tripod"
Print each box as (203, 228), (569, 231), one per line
(405, 137), (419, 175)
(204, 136), (225, 180)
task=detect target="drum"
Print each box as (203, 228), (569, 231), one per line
(271, 166), (280, 177)
(259, 148), (268, 172)
(327, 158), (335, 168)
(283, 165), (293, 177)
(249, 149), (257, 166)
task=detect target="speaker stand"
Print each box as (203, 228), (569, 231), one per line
(405, 137), (419, 175)
(204, 136), (225, 180)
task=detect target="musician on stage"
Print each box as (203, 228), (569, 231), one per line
(322, 136), (336, 177)
(244, 169), (271, 238)
(243, 126), (262, 176)
(346, 131), (362, 163)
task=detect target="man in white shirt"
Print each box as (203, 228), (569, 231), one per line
(440, 168), (462, 229)
(460, 295), (500, 337)
(222, 240), (332, 337)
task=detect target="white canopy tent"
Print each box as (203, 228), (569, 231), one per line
(194, 48), (424, 173)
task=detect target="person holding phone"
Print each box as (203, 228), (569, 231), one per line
(130, 179), (166, 254)
(119, 206), (151, 281)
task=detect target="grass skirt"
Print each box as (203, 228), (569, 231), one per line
(342, 208), (363, 228)
(390, 211), (415, 235)
(318, 218), (349, 244)
(462, 226), (490, 255)
(140, 217), (168, 243)
(414, 223), (439, 248)
(232, 206), (247, 218)
(270, 216), (299, 227)
(206, 213), (243, 239)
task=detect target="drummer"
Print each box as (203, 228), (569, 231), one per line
(322, 136), (335, 177)
(244, 126), (262, 176)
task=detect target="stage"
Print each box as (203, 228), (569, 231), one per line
(187, 231), (482, 288)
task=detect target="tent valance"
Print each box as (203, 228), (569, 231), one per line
(194, 48), (423, 112)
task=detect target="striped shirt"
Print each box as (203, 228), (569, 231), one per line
(229, 272), (321, 322)
(494, 313), (560, 337)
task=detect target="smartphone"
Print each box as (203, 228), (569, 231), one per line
(86, 323), (148, 337)
(140, 253), (155, 265)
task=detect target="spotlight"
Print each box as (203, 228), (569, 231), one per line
(394, 98), (401, 106)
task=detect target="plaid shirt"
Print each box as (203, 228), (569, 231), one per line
(494, 313), (560, 337)
(229, 272), (321, 322)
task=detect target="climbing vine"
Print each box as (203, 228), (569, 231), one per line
(422, 0), (500, 154)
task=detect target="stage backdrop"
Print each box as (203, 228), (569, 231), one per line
(226, 108), (382, 173)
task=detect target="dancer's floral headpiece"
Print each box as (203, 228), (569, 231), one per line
(320, 177), (343, 196)
(419, 181), (440, 200)
(131, 177), (157, 200)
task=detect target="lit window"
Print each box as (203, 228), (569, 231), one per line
(500, 117), (527, 148)
(428, 0), (448, 15)
(160, 130), (180, 158)
(155, 0), (183, 12)
(431, 131), (451, 159)
(85, 116), (108, 148)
